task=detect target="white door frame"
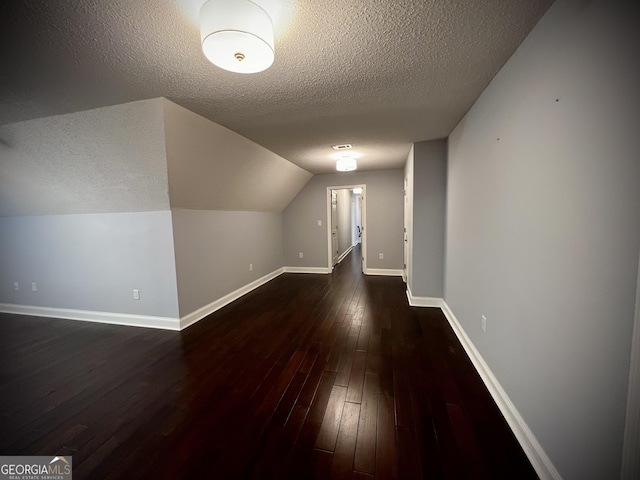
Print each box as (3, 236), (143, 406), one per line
(331, 190), (339, 266)
(326, 184), (366, 273)
(622, 249), (640, 479)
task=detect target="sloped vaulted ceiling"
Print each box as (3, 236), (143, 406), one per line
(0, 99), (171, 217)
(163, 99), (312, 212)
(0, 98), (312, 216)
(0, 0), (554, 174)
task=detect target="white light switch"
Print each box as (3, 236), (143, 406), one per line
(31, 282), (37, 292)
(317, 220), (322, 226)
(133, 289), (140, 300)
(299, 252), (304, 258)
(379, 253), (384, 259)
(249, 264), (253, 271)
(13, 282), (19, 291)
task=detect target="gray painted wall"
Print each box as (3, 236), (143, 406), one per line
(445, 1), (640, 478)
(283, 170), (404, 270)
(411, 140), (446, 298)
(171, 209), (283, 317)
(0, 99), (169, 216)
(0, 212), (179, 317)
(0, 99), (177, 320)
(0, 98), (314, 324)
(164, 100), (293, 317)
(163, 99), (312, 213)
(336, 189), (353, 259)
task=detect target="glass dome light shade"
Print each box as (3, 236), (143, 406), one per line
(336, 158), (357, 172)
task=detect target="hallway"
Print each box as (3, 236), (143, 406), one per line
(0, 246), (537, 479)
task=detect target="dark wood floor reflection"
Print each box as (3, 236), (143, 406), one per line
(0, 245), (538, 479)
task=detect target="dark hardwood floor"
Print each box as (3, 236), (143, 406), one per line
(0, 245), (538, 479)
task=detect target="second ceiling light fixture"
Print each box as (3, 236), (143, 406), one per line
(332, 151), (360, 172)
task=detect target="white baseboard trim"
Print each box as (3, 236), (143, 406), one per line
(405, 286), (444, 308)
(283, 266), (332, 274)
(0, 303), (180, 331)
(180, 267), (285, 330)
(337, 246), (352, 264)
(364, 268), (403, 277)
(0, 268), (289, 333)
(440, 301), (562, 480)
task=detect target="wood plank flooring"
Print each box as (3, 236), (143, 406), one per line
(0, 245), (538, 479)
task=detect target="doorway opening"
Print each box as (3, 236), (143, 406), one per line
(326, 185), (366, 273)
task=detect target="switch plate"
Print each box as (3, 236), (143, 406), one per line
(13, 282), (19, 291)
(481, 315), (487, 332)
(299, 252), (304, 258)
(133, 289), (140, 300)
(249, 264), (253, 271)
(379, 253), (384, 259)
(31, 282), (37, 292)
(317, 220), (322, 226)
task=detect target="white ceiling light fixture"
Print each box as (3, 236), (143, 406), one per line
(336, 158), (357, 172)
(200, 0), (275, 74)
(331, 148), (360, 171)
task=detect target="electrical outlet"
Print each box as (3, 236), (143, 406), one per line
(481, 315), (487, 333)
(13, 282), (19, 291)
(249, 263), (253, 271)
(299, 252), (304, 259)
(133, 289), (140, 300)
(31, 282), (37, 292)
(379, 252), (384, 259)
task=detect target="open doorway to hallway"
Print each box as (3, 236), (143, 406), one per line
(326, 185), (366, 273)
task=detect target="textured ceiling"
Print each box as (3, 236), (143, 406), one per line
(0, 0), (553, 174)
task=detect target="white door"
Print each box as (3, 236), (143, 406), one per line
(403, 178), (408, 282)
(331, 190), (339, 266)
(358, 193), (364, 271)
(622, 252), (640, 479)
